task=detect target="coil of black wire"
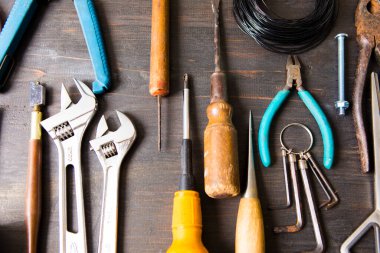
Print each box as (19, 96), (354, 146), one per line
(233, 0), (338, 54)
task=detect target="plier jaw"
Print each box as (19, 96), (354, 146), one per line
(286, 55), (303, 89)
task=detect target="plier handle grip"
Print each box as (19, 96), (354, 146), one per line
(0, 0), (110, 94)
(258, 56), (334, 169)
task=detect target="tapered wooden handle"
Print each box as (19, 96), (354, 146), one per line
(149, 0), (169, 97)
(25, 139), (42, 253)
(204, 101), (240, 198)
(235, 198), (265, 253)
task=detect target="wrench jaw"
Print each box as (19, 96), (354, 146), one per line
(40, 79), (97, 253)
(90, 111), (137, 170)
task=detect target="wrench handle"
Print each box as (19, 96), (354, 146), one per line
(98, 167), (120, 253)
(25, 139), (42, 253)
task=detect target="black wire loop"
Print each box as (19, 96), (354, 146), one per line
(233, 0), (338, 54)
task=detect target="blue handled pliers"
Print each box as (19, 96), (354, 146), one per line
(0, 0), (110, 95)
(258, 55), (334, 169)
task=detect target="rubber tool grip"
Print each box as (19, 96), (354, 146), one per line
(298, 90), (334, 169)
(74, 0), (110, 95)
(0, 0), (38, 88)
(167, 191), (208, 253)
(258, 90), (290, 167)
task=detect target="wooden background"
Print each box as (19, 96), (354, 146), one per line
(0, 0), (376, 252)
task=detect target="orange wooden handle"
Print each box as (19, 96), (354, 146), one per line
(235, 198), (265, 253)
(149, 0), (170, 97)
(25, 139), (42, 253)
(204, 101), (240, 198)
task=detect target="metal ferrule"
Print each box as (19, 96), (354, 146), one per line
(210, 72), (227, 103)
(30, 109), (42, 140)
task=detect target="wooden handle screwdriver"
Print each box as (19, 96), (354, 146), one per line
(204, 0), (240, 198)
(149, 0), (170, 151)
(235, 111), (265, 253)
(25, 82), (45, 253)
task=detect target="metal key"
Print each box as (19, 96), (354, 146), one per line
(274, 153), (304, 233)
(90, 111), (136, 253)
(304, 152), (339, 210)
(298, 157), (325, 253)
(41, 79), (97, 253)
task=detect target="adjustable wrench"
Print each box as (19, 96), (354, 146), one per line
(41, 79), (97, 253)
(90, 111), (136, 253)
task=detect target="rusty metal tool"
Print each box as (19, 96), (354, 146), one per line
(90, 111), (136, 253)
(235, 111), (265, 253)
(204, 0), (240, 199)
(25, 82), (45, 253)
(41, 79), (97, 253)
(258, 55), (334, 170)
(353, 0), (380, 173)
(341, 72), (380, 253)
(149, 0), (170, 151)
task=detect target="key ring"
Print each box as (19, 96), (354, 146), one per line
(280, 123), (314, 156)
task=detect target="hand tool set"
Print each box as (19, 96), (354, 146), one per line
(3, 0), (380, 251)
(0, 0), (111, 94)
(167, 74), (208, 253)
(204, 0), (240, 199)
(272, 123), (338, 252)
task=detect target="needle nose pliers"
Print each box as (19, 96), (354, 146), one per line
(258, 55), (334, 169)
(0, 0), (110, 94)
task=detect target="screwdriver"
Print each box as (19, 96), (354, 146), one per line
(204, 0), (240, 198)
(149, 0), (170, 151)
(25, 82), (45, 253)
(167, 74), (208, 253)
(235, 111), (265, 253)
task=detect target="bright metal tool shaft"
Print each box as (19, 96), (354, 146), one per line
(158, 95), (161, 151)
(243, 111), (258, 198)
(183, 74), (190, 140)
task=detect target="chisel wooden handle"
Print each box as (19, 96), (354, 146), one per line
(235, 198), (265, 253)
(25, 139), (42, 253)
(204, 100), (240, 198)
(149, 0), (169, 97)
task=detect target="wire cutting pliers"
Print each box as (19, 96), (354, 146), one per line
(0, 0), (111, 94)
(258, 55), (334, 169)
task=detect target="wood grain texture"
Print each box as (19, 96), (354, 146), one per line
(204, 101), (240, 198)
(25, 139), (42, 253)
(235, 198), (265, 253)
(0, 0), (376, 252)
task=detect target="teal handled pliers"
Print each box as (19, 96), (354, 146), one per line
(0, 0), (110, 95)
(258, 55), (334, 169)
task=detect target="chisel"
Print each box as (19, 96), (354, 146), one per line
(235, 111), (265, 253)
(167, 74), (208, 253)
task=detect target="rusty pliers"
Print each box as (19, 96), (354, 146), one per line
(353, 0), (380, 173)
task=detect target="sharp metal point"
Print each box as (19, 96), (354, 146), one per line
(244, 110), (258, 198)
(158, 95), (161, 152)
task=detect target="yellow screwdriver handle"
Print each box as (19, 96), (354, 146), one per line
(167, 191), (208, 253)
(235, 198), (265, 253)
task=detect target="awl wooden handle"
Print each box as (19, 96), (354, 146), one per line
(25, 139), (42, 253)
(149, 0), (170, 97)
(235, 198), (265, 253)
(204, 101), (240, 198)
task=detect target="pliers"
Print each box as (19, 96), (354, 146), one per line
(0, 0), (110, 94)
(258, 55), (334, 169)
(353, 0), (380, 173)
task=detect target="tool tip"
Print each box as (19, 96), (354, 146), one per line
(184, 74), (189, 89)
(157, 95), (161, 152)
(211, 0), (220, 12)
